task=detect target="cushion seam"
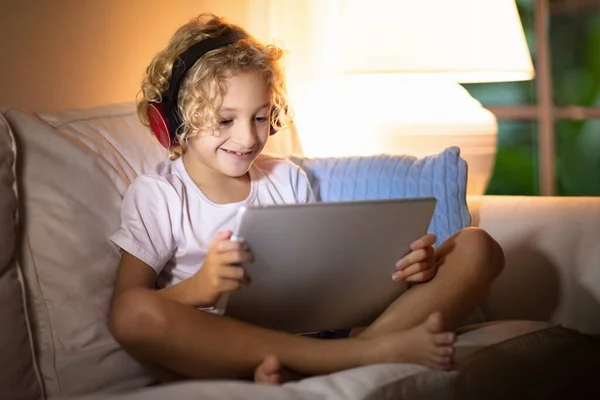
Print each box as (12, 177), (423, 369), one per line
(2, 111), (47, 399)
(20, 224), (63, 396)
(16, 259), (47, 399)
(45, 111), (138, 129)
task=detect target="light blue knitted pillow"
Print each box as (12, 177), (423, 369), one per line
(291, 146), (471, 246)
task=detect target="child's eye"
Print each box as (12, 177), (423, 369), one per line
(255, 116), (268, 123)
(218, 119), (233, 127)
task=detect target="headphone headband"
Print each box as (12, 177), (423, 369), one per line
(148, 30), (247, 149)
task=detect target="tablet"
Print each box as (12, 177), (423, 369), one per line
(223, 197), (437, 334)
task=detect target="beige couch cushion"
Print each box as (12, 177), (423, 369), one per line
(468, 195), (600, 334)
(70, 364), (446, 400)
(0, 112), (42, 399)
(6, 103), (167, 397)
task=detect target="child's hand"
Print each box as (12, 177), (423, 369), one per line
(193, 230), (253, 307)
(392, 233), (437, 283)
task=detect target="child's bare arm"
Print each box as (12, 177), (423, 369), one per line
(112, 231), (252, 310)
(111, 251), (156, 300)
(110, 251), (216, 307)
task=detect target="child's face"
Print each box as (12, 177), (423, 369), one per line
(185, 70), (271, 178)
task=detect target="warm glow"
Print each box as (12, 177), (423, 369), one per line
(296, 76), (497, 158)
(334, 0), (535, 83)
(263, 0), (534, 194)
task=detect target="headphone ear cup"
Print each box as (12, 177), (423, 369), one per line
(148, 102), (174, 149)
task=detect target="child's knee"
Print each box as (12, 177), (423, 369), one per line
(108, 288), (168, 346)
(456, 227), (505, 278)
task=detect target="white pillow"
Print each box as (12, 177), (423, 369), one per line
(6, 103), (167, 397)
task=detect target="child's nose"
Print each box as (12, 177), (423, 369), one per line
(233, 123), (257, 148)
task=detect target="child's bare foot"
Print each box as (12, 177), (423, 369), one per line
(255, 312), (454, 383)
(254, 354), (303, 385)
(369, 311), (456, 370)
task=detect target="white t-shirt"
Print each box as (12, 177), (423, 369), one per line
(110, 154), (315, 289)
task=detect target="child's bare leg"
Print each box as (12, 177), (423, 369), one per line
(359, 227), (504, 338)
(254, 310), (456, 385)
(109, 288), (455, 380)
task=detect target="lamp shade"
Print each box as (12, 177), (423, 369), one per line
(334, 0), (534, 83)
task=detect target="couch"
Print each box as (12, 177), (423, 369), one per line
(1, 103), (599, 400)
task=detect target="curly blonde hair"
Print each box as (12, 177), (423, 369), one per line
(137, 13), (290, 158)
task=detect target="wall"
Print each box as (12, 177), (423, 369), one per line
(0, 0), (253, 112)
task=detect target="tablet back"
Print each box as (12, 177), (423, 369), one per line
(224, 197), (436, 333)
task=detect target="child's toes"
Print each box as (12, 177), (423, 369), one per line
(254, 354), (282, 384)
(433, 332), (456, 345)
(268, 372), (282, 385)
(429, 354), (453, 370)
(439, 355), (453, 370)
(433, 345), (455, 357)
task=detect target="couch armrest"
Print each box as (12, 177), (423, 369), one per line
(467, 196), (600, 334)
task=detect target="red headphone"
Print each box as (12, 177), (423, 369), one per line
(148, 30), (279, 149)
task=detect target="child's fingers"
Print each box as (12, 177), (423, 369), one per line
(392, 261), (435, 282)
(402, 268), (436, 283)
(210, 230), (233, 247)
(219, 248), (255, 265)
(395, 247), (433, 270)
(218, 265), (247, 282)
(217, 278), (243, 292)
(410, 234), (436, 251)
(215, 239), (249, 253)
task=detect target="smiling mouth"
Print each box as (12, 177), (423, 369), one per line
(221, 148), (253, 156)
